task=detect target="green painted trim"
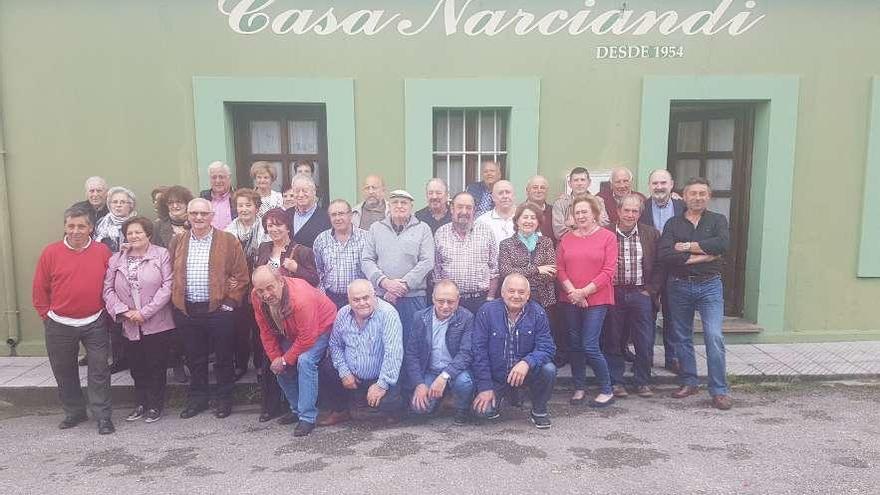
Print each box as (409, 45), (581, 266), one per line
(638, 76), (800, 334)
(404, 78), (540, 202)
(858, 77), (880, 277)
(192, 77), (357, 201)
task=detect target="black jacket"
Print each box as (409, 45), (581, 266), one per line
(287, 206), (331, 249)
(640, 198), (686, 230)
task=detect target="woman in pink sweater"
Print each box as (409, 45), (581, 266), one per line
(556, 195), (618, 408)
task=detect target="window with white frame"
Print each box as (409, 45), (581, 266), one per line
(433, 108), (509, 194)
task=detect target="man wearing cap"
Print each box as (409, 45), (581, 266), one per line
(361, 189), (434, 349)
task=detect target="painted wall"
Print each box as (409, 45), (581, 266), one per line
(1, 0), (879, 353)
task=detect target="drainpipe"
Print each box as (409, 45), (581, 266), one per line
(0, 97), (20, 356)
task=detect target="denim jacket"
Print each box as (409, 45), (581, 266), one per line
(403, 306), (473, 389)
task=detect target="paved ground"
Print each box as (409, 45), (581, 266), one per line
(1, 381), (879, 495)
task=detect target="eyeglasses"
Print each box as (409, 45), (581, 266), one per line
(110, 200), (131, 205)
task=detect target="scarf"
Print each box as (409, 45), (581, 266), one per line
(518, 232), (539, 253)
(229, 218), (263, 261)
(94, 211), (136, 252)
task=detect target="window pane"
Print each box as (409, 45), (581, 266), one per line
(288, 121), (318, 154)
(289, 160), (320, 187)
(434, 111), (449, 152)
(674, 159), (701, 183)
(449, 111), (464, 152)
(497, 110), (507, 152)
(707, 118), (735, 152)
(710, 197), (730, 219)
(676, 121), (702, 152)
(479, 111), (496, 152)
(435, 156), (465, 195)
(706, 159), (733, 191)
(250, 121), (281, 154)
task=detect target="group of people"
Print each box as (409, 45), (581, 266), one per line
(32, 158), (731, 437)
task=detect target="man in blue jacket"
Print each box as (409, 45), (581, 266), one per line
(471, 273), (557, 429)
(404, 280), (475, 425)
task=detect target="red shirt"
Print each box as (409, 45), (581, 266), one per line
(252, 277), (337, 365)
(32, 239), (111, 319)
(556, 228), (618, 306)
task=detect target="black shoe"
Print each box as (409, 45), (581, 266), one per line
(293, 421), (315, 437)
(109, 362), (129, 374)
(277, 412), (299, 425)
(180, 404), (208, 419)
(97, 419), (116, 435)
(59, 413), (87, 429)
(144, 409), (162, 423)
(233, 367), (248, 382)
(125, 406), (145, 422)
(172, 365), (189, 384)
(453, 410), (470, 426)
(213, 404), (232, 419)
(77, 356), (88, 367)
(529, 412), (551, 429)
(623, 348), (637, 363)
(258, 410), (281, 423)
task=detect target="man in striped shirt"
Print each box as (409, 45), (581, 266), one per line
(313, 199), (368, 309)
(319, 279), (404, 426)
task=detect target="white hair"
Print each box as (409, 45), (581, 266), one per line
(291, 173), (317, 191)
(611, 167), (634, 181)
(84, 176), (107, 191)
(501, 273), (531, 293)
(426, 178), (448, 192)
(188, 197), (213, 212)
(207, 161), (232, 176)
(106, 186), (136, 209)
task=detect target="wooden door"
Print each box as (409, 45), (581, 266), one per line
(230, 103), (330, 206)
(667, 103), (755, 317)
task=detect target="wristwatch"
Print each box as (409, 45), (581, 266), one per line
(281, 357), (288, 367)
(439, 371), (451, 381)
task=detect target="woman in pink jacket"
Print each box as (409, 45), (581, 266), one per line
(103, 216), (174, 423)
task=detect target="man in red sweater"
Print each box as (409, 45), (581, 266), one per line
(251, 266), (337, 436)
(32, 205), (115, 435)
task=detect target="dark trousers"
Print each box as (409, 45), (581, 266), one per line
(325, 290), (349, 310)
(319, 358), (402, 414)
(109, 320), (127, 371)
(658, 287), (676, 366)
(167, 328), (187, 370)
(125, 330), (172, 411)
(44, 315), (112, 420)
(458, 294), (487, 317)
(233, 303), (263, 372)
(603, 287), (655, 387)
(260, 359), (286, 415)
(546, 303), (569, 364)
(478, 362), (557, 417)
(173, 306), (236, 406)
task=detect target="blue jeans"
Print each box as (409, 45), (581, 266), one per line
(667, 276), (728, 396)
(410, 370), (475, 414)
(604, 287), (655, 387)
(477, 362), (557, 417)
(563, 303), (612, 394)
(274, 333), (330, 423)
(394, 296), (428, 346)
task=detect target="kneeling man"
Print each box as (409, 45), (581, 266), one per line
(404, 280), (475, 425)
(471, 273), (557, 429)
(251, 266), (337, 436)
(320, 279), (404, 426)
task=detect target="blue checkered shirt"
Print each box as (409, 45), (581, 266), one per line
(185, 230), (213, 303)
(313, 228), (368, 294)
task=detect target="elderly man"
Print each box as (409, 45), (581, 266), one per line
(33, 205), (114, 434)
(404, 280), (475, 425)
(251, 266), (337, 436)
(313, 199), (368, 309)
(597, 167), (647, 225)
(471, 274), (557, 429)
(434, 192), (498, 315)
(466, 160), (502, 217)
(319, 279), (404, 426)
(168, 198), (249, 419)
(640, 169), (686, 371)
(602, 194), (664, 398)
(287, 174), (331, 248)
(361, 189), (434, 342)
(551, 166), (609, 240)
(199, 161), (237, 230)
(72, 176), (109, 227)
(351, 175), (388, 230)
(415, 178), (452, 233)
(525, 175), (555, 241)
(475, 180), (516, 251)
(658, 177), (732, 410)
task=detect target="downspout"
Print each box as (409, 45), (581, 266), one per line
(0, 92), (20, 355)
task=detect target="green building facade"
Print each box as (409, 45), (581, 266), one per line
(1, 0), (879, 355)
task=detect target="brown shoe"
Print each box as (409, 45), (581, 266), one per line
(612, 385), (629, 398)
(671, 385), (700, 399)
(317, 411), (352, 427)
(634, 386), (654, 398)
(712, 395), (733, 410)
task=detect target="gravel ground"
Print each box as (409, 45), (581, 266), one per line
(1, 382), (879, 495)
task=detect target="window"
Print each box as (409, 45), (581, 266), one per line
(432, 108), (508, 194)
(230, 103), (330, 205)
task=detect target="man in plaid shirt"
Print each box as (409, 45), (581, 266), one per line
(433, 191), (499, 316)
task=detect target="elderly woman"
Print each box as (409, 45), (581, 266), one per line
(153, 185), (194, 249)
(251, 161), (283, 217)
(282, 186), (296, 211)
(102, 217), (174, 423)
(557, 195), (618, 408)
(95, 186), (137, 253)
(225, 188), (268, 380)
(251, 208), (319, 423)
(499, 202), (557, 308)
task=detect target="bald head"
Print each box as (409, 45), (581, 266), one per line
(362, 175), (385, 206)
(252, 266), (285, 305)
(648, 169), (674, 204)
(347, 279), (377, 320)
(611, 167), (634, 197)
(492, 180), (515, 212)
